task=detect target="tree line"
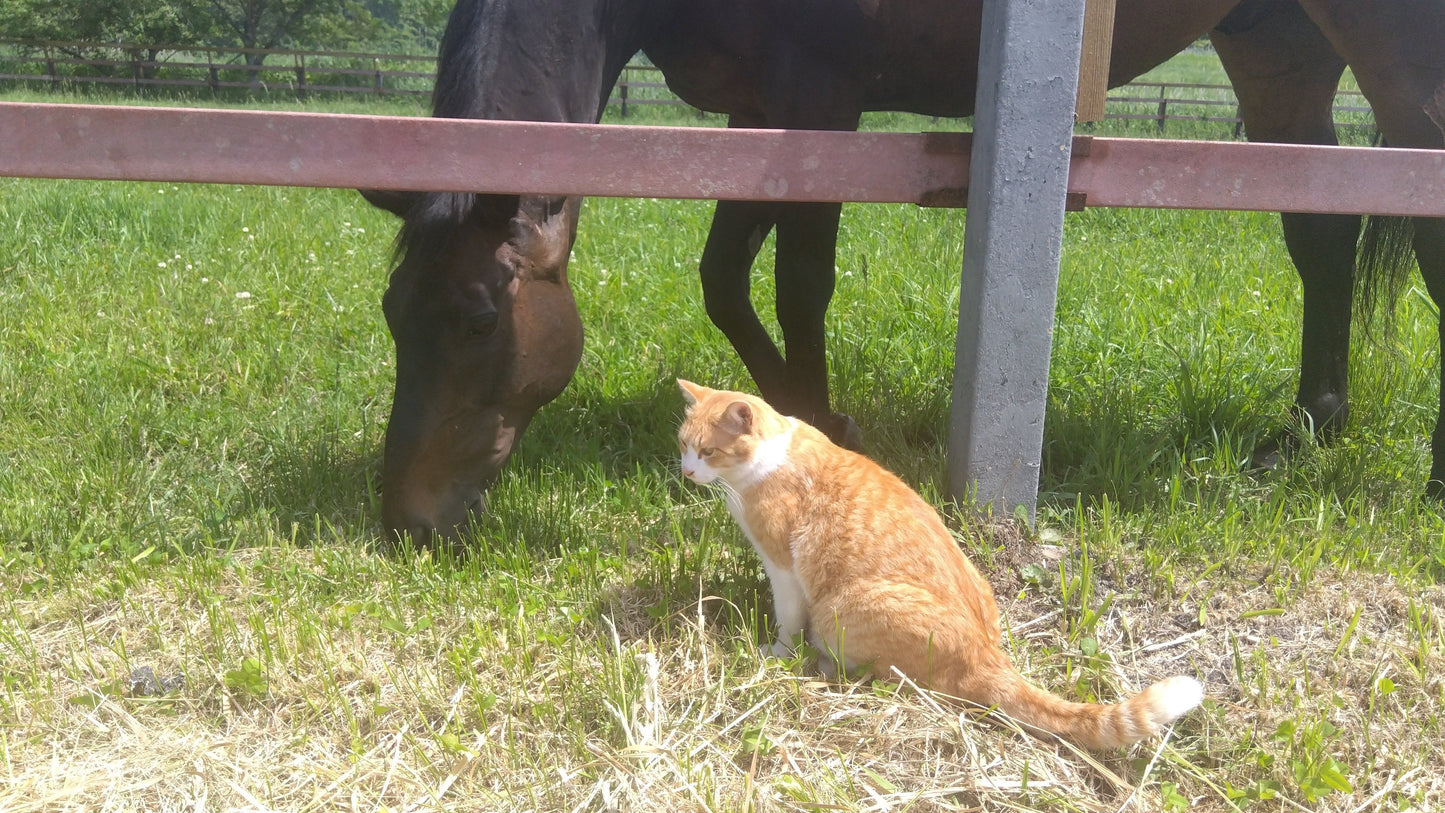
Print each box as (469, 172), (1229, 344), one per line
(0, 0), (453, 63)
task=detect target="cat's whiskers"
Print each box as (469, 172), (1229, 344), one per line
(710, 478), (743, 506)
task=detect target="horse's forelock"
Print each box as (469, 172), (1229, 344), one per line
(394, 192), (479, 263)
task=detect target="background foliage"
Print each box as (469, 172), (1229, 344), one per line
(0, 0), (451, 55)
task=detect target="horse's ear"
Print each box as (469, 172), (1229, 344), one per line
(358, 188), (421, 217)
(506, 196), (579, 282)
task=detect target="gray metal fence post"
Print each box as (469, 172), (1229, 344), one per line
(947, 0), (1087, 518)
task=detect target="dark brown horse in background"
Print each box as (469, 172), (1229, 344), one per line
(363, 0), (1445, 542)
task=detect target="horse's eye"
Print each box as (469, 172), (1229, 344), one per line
(466, 312), (499, 338)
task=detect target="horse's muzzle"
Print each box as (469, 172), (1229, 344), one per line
(384, 491), (488, 550)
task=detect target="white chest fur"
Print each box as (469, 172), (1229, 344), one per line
(730, 496), (809, 651)
(720, 425), (809, 650)
(729, 421), (796, 489)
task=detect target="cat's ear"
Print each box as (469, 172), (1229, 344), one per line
(721, 400), (754, 435)
(677, 378), (704, 406)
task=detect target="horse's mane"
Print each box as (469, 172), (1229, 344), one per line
(432, 0), (504, 121)
(393, 0), (509, 258)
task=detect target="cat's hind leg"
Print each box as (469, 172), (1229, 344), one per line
(808, 587), (975, 690)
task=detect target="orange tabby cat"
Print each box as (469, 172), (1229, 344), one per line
(676, 379), (1203, 749)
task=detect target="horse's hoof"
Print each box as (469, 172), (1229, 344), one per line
(1250, 441), (1284, 471)
(1250, 432), (1297, 471)
(1424, 479), (1445, 503)
(825, 412), (864, 450)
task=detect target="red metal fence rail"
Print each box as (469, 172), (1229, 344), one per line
(0, 103), (1436, 217)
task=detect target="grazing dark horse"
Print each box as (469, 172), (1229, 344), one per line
(364, 0), (1445, 541)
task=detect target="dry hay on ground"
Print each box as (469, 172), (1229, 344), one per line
(0, 540), (1441, 811)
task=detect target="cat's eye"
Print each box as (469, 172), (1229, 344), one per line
(699, 447), (716, 457)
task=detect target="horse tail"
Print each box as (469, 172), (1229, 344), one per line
(974, 668), (1203, 750)
(1355, 213), (1416, 341)
(1355, 131), (1418, 341)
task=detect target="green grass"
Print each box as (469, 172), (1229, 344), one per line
(1, 52), (1442, 811)
(0, 82), (433, 116)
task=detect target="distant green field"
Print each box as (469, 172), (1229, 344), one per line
(0, 49), (1438, 812)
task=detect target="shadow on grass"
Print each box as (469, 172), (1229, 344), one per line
(242, 428), (383, 547)
(233, 354), (1401, 561)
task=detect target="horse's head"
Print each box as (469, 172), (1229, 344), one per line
(361, 0), (657, 543)
(364, 190), (583, 543)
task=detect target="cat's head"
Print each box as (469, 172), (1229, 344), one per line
(676, 379), (791, 487)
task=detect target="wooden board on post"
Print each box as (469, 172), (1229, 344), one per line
(1076, 0), (1117, 122)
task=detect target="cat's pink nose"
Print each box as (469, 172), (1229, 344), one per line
(681, 466), (695, 479)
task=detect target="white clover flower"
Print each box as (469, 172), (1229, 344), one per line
(236, 291), (252, 299)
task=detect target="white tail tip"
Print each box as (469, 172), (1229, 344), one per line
(1151, 675), (1205, 723)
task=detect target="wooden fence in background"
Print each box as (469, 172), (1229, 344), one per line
(0, 39), (1375, 134)
(0, 39), (436, 98)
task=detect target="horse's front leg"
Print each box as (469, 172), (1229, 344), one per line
(1413, 218), (1445, 497)
(698, 199), (786, 400)
(774, 201), (862, 449)
(1251, 211), (1360, 468)
(1211, 4), (1356, 467)
(698, 195), (860, 448)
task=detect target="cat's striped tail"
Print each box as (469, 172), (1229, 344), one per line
(989, 671), (1204, 750)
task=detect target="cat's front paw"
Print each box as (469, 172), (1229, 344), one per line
(761, 640), (794, 659)
(816, 654), (840, 679)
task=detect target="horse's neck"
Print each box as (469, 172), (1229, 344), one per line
(436, 0), (658, 124)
